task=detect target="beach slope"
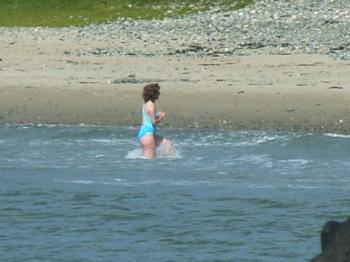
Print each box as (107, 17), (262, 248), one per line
(1, 41), (350, 133)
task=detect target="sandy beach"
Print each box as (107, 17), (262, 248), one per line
(1, 0), (350, 133)
(1, 30), (350, 133)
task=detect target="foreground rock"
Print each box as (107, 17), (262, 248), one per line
(311, 217), (350, 262)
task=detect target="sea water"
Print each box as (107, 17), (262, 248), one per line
(0, 124), (349, 262)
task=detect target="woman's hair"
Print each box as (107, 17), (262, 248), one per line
(142, 83), (160, 102)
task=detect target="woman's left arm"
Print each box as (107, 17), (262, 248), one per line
(156, 111), (166, 123)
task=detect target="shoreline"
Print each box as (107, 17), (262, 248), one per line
(1, 50), (350, 133)
(1, 0), (349, 133)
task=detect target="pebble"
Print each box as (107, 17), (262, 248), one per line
(0, 0), (349, 60)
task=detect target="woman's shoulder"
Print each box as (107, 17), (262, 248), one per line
(145, 100), (155, 111)
(145, 100), (155, 107)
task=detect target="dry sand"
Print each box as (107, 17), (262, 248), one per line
(1, 38), (350, 133)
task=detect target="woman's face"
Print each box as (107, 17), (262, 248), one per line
(155, 89), (160, 99)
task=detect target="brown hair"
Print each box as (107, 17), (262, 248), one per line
(142, 83), (160, 102)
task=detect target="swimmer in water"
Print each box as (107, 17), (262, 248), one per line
(137, 83), (172, 159)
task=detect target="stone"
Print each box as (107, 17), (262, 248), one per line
(311, 217), (350, 262)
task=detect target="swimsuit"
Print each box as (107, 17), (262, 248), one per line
(137, 105), (157, 140)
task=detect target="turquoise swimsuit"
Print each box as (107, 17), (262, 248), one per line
(137, 105), (157, 140)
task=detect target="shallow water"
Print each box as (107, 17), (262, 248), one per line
(0, 124), (349, 261)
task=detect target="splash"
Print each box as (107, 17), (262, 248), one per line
(156, 143), (183, 159)
(125, 148), (145, 159)
(125, 144), (182, 159)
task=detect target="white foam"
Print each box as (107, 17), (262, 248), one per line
(279, 159), (311, 165)
(55, 179), (95, 185)
(91, 139), (113, 143)
(37, 124), (59, 128)
(156, 144), (183, 159)
(90, 138), (127, 145)
(235, 154), (272, 165)
(125, 145), (183, 159)
(93, 154), (105, 158)
(18, 125), (30, 129)
(324, 133), (350, 138)
(71, 180), (94, 184)
(235, 134), (291, 147)
(125, 148), (145, 159)
(113, 178), (126, 182)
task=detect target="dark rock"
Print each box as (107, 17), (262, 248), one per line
(239, 42), (265, 49)
(92, 48), (110, 56)
(328, 86), (344, 89)
(311, 217), (350, 262)
(187, 43), (205, 51)
(330, 44), (350, 52)
(112, 75), (165, 84)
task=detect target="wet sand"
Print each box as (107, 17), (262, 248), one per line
(1, 39), (350, 133)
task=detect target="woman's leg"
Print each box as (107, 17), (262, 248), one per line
(140, 134), (155, 159)
(155, 135), (172, 154)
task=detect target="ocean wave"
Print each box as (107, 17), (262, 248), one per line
(324, 133), (350, 138)
(234, 154), (273, 165)
(55, 179), (95, 185)
(235, 134), (294, 147)
(278, 159), (311, 165)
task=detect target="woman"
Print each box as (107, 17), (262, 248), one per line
(137, 83), (171, 159)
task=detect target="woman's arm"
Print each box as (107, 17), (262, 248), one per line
(156, 111), (166, 123)
(146, 102), (165, 124)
